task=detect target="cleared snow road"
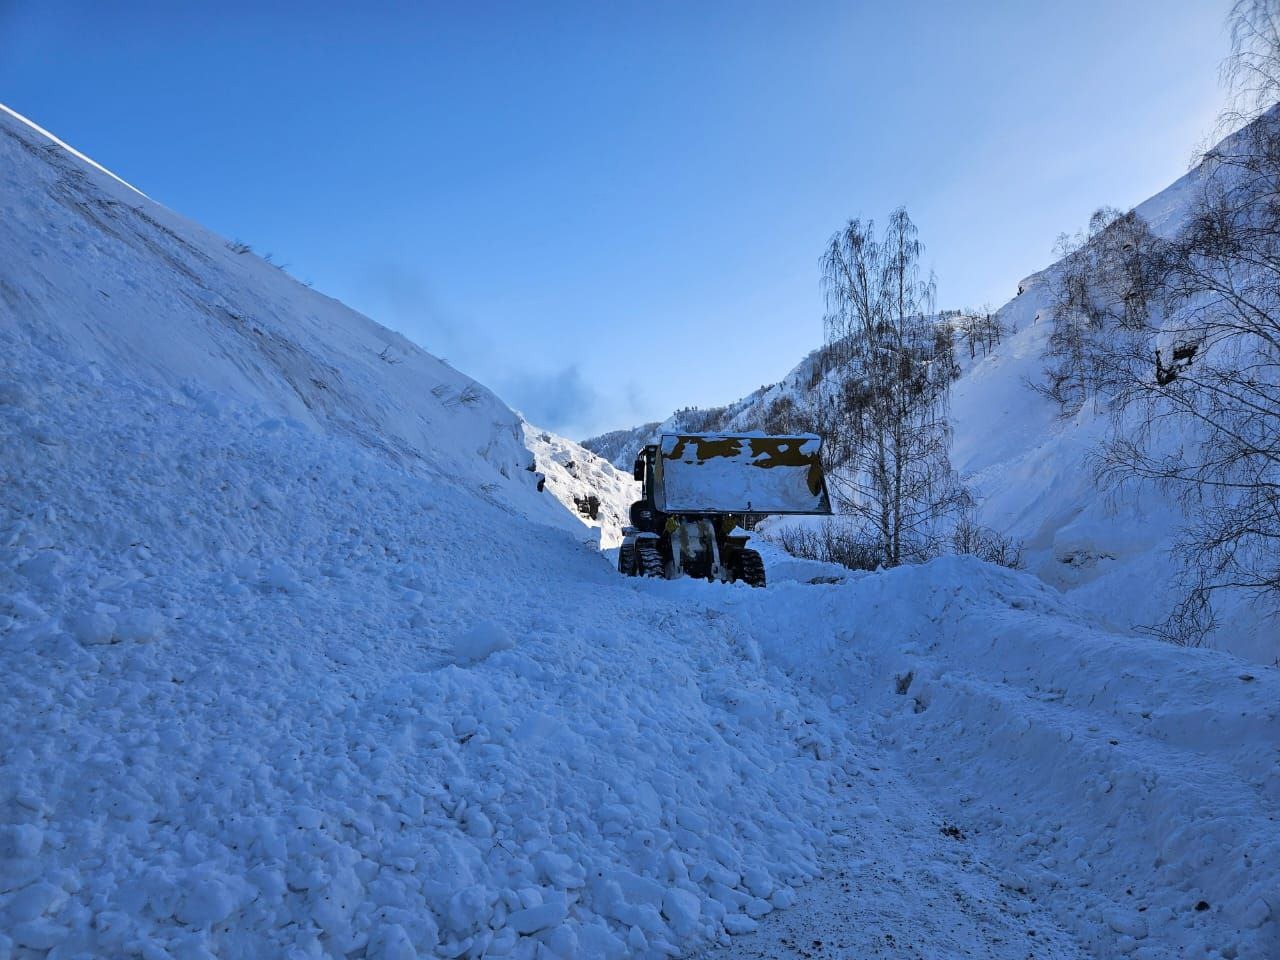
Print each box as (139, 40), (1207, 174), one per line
(669, 550), (1280, 960)
(692, 736), (1085, 960)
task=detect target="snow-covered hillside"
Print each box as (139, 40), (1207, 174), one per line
(3, 102), (1278, 960)
(585, 122), (1277, 666)
(0, 104), (605, 549)
(522, 425), (637, 549)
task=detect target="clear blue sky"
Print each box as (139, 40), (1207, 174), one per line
(2, 1), (1228, 438)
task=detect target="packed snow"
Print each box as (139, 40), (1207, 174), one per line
(693, 552), (1279, 959)
(1, 341), (843, 958)
(2, 101), (1278, 960)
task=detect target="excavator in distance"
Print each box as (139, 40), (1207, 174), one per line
(618, 433), (833, 588)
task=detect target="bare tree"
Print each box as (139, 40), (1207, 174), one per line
(1222, 0), (1280, 126)
(820, 208), (969, 566)
(1044, 1), (1280, 645)
(1038, 207), (1162, 413)
(1097, 108), (1280, 642)
(955, 308), (1005, 361)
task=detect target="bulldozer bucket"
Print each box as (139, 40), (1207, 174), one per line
(652, 433), (833, 516)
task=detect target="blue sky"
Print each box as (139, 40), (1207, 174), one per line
(2, 1), (1228, 438)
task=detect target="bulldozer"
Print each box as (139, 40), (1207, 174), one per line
(618, 433), (832, 587)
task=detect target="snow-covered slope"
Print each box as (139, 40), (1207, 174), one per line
(0, 103), (581, 546)
(585, 123), (1276, 666)
(522, 425), (637, 549)
(3, 101), (1277, 960)
(948, 134), (1275, 665)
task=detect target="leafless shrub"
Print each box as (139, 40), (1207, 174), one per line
(437, 384), (484, 409)
(227, 239), (252, 255)
(951, 517), (1024, 569)
(377, 345), (403, 365)
(762, 520), (884, 572)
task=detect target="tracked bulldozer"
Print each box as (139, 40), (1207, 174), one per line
(618, 433), (832, 587)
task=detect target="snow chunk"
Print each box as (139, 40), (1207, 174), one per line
(370, 923), (418, 960)
(5, 824), (44, 859)
(70, 610), (116, 646)
(11, 920), (66, 951)
(451, 621), (514, 664)
(115, 609), (165, 643)
(661, 887), (701, 937)
(176, 873), (240, 928)
(723, 913), (758, 935)
(507, 895), (567, 934)
(1104, 908), (1149, 940)
(263, 560), (303, 593)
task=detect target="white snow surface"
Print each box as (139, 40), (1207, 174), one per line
(0, 343), (839, 958)
(690, 558), (1279, 960)
(2, 104), (1278, 960)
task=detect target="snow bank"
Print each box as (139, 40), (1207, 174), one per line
(0, 104), (845, 958)
(0, 341), (849, 958)
(701, 557), (1279, 959)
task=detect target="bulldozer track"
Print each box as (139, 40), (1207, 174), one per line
(636, 542), (665, 578)
(739, 548), (766, 587)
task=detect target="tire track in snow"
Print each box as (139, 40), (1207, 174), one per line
(686, 679), (1086, 959)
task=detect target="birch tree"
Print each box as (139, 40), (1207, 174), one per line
(820, 209), (967, 566)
